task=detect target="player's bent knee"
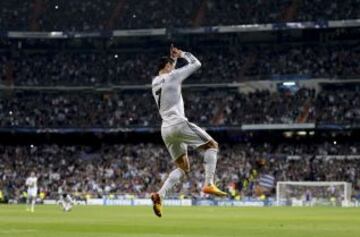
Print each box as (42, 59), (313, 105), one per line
(178, 163), (190, 173)
(180, 166), (190, 173)
(175, 154), (190, 173)
(198, 140), (218, 151)
(180, 160), (190, 173)
(210, 140), (219, 150)
(206, 140), (218, 150)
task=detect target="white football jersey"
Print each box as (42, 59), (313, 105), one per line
(152, 52), (201, 127)
(26, 177), (38, 189)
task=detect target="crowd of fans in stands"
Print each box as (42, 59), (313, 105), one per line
(0, 0), (360, 205)
(0, 87), (359, 128)
(0, 142), (359, 201)
(0, 0), (359, 31)
(1, 43), (359, 86)
(316, 88), (360, 124)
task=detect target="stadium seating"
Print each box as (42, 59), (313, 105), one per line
(1, 87), (359, 128)
(0, 142), (359, 201)
(0, 0), (359, 206)
(0, 0), (30, 31)
(1, 43), (359, 86)
(0, 0), (359, 31)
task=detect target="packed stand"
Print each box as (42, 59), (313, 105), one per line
(216, 88), (316, 125)
(1, 86), (360, 128)
(0, 88), (318, 128)
(1, 43), (360, 86)
(1, 0), (359, 31)
(0, 0), (31, 31)
(39, 0), (118, 31)
(202, 0), (292, 26)
(202, 0), (360, 27)
(0, 142), (359, 201)
(2, 51), (156, 86)
(296, 0), (360, 22)
(116, 0), (201, 29)
(0, 91), (160, 128)
(316, 88), (360, 124)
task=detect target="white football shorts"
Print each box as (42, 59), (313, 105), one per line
(27, 188), (37, 198)
(161, 121), (213, 160)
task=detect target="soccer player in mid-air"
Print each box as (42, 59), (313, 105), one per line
(151, 44), (227, 217)
(25, 171), (38, 212)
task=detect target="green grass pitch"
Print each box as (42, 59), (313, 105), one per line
(0, 205), (359, 237)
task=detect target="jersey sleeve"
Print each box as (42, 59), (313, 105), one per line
(171, 52), (201, 83)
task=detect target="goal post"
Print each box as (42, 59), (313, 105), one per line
(276, 181), (352, 207)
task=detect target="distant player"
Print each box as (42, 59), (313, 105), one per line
(59, 193), (74, 212)
(25, 172), (38, 212)
(150, 44), (226, 217)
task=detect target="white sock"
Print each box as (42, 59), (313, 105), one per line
(31, 199), (35, 212)
(158, 168), (185, 198)
(26, 198), (30, 210)
(65, 203), (72, 211)
(204, 148), (218, 186)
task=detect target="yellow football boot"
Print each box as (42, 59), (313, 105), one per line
(150, 192), (162, 217)
(202, 184), (227, 197)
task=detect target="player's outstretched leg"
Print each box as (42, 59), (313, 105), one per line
(151, 155), (187, 217)
(200, 141), (227, 197)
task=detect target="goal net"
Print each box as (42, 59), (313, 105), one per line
(276, 181), (352, 207)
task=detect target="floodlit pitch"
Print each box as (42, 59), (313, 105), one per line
(0, 205), (359, 237)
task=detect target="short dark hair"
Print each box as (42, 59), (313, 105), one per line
(157, 56), (174, 72)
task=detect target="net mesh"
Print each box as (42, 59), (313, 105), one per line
(276, 182), (352, 207)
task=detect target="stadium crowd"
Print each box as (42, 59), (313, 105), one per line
(0, 0), (359, 31)
(0, 0), (359, 208)
(1, 43), (359, 86)
(0, 142), (359, 201)
(316, 88), (360, 124)
(1, 87), (359, 128)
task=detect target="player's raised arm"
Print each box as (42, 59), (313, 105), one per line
(171, 48), (202, 82)
(169, 43), (178, 68)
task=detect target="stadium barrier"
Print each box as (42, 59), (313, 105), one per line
(44, 199), (272, 207)
(71, 198), (194, 206)
(198, 200), (269, 207)
(41, 199), (360, 207)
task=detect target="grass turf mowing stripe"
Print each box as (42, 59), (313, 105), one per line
(0, 205), (359, 237)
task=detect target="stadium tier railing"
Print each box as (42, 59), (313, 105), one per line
(1, 19), (360, 39)
(1, 78), (360, 90)
(2, 123), (360, 133)
(0, 124), (314, 133)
